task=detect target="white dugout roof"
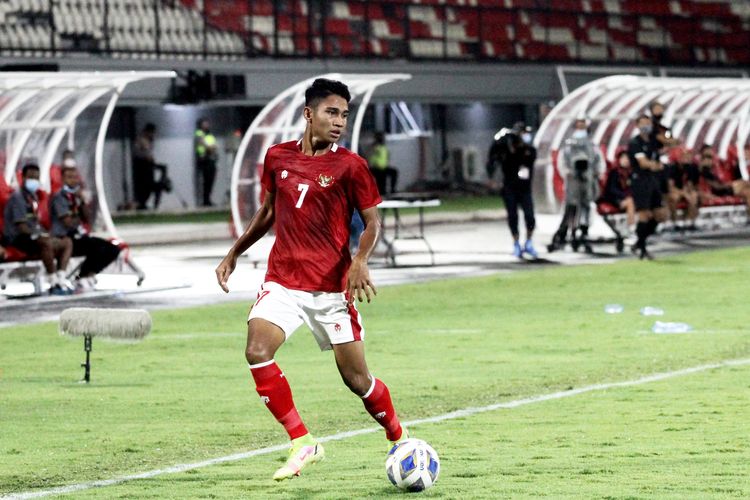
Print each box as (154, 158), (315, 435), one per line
(535, 75), (750, 210)
(0, 71), (175, 237)
(230, 73), (411, 237)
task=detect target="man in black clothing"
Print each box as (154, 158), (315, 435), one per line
(627, 115), (667, 259)
(487, 122), (538, 258)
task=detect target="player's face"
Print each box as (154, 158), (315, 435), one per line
(307, 94), (349, 143)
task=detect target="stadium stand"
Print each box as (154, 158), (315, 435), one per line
(0, 0), (749, 66)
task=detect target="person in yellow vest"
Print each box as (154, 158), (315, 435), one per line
(194, 118), (218, 207)
(368, 132), (398, 196)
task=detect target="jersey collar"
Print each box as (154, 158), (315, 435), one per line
(297, 138), (338, 153)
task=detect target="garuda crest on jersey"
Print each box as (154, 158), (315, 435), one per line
(317, 174), (334, 188)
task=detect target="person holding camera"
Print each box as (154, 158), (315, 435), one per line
(487, 122), (538, 258)
(549, 119), (602, 252)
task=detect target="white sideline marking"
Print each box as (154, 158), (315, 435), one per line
(4, 357), (749, 500)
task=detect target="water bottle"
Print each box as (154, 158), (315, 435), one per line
(640, 306), (664, 316)
(652, 321), (692, 334)
(604, 304), (624, 314)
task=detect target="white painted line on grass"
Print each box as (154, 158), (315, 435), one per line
(4, 357), (749, 500)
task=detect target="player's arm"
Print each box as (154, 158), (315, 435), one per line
(215, 190), (275, 293)
(347, 206), (380, 304)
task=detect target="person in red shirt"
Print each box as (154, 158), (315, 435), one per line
(215, 79), (406, 481)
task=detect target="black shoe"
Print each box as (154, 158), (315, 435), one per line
(639, 248), (654, 260)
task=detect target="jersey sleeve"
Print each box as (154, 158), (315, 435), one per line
(260, 148), (276, 193)
(350, 157), (382, 210)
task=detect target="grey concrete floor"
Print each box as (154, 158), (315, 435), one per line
(1, 213), (748, 327)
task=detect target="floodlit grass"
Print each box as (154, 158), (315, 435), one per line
(1, 247), (749, 498)
(395, 194), (502, 216)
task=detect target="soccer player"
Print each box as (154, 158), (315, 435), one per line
(215, 78), (406, 481)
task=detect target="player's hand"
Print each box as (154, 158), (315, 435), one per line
(346, 258), (377, 304)
(215, 254), (237, 293)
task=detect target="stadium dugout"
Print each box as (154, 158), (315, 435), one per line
(229, 73), (440, 266)
(0, 71), (174, 295)
(535, 75), (750, 250)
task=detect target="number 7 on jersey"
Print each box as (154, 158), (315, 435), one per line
(296, 183), (309, 208)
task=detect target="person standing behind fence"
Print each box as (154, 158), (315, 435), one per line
(49, 165), (121, 292)
(487, 122), (538, 258)
(194, 118), (218, 207)
(3, 163), (73, 294)
(132, 123), (157, 210)
(367, 132), (398, 196)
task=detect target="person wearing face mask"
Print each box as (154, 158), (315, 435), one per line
(627, 114), (668, 260)
(549, 118), (602, 253)
(3, 163), (73, 294)
(600, 151), (636, 228)
(487, 121), (538, 258)
(665, 148), (699, 231)
(49, 164), (121, 292)
(649, 101), (680, 150)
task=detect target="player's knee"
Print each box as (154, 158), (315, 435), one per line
(245, 343), (274, 365)
(341, 371), (370, 396)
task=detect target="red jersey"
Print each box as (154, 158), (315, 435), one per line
(261, 140), (381, 292)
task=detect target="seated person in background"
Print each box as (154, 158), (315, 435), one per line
(368, 132), (398, 196)
(600, 151), (635, 228)
(3, 163), (73, 295)
(49, 165), (121, 291)
(698, 146), (750, 217)
(666, 148), (699, 231)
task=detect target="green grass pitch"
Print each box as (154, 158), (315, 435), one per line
(1, 247), (749, 498)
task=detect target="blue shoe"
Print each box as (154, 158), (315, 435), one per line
(524, 240), (538, 259)
(512, 241), (523, 258)
(49, 285), (71, 296)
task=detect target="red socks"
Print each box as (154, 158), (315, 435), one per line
(250, 362), (402, 443)
(362, 377), (403, 441)
(249, 360), (308, 440)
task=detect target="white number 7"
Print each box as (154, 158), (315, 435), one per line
(296, 183), (309, 208)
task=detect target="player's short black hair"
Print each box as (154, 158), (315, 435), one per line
(635, 113), (651, 124)
(22, 163), (40, 177)
(305, 78), (351, 107)
(144, 122), (156, 132)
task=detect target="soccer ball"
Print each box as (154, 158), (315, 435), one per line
(385, 438), (440, 492)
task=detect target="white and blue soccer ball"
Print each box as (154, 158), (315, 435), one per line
(385, 438), (440, 492)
